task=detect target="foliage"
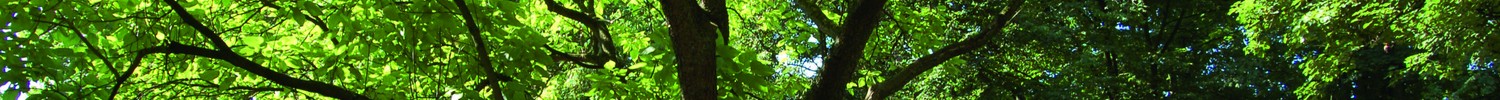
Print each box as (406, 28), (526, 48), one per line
(1, 0), (1497, 99)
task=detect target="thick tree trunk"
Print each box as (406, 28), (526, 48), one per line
(802, 0), (889, 99)
(658, 0), (722, 99)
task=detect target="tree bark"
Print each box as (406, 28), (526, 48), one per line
(704, 0), (729, 43)
(864, 1), (1026, 99)
(658, 0), (721, 99)
(802, 0), (889, 99)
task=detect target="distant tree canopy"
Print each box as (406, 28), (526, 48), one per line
(2, 0), (1497, 99)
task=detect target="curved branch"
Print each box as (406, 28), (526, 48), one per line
(545, 0), (608, 29)
(107, 43), (170, 100)
(164, 0), (232, 51)
(864, 0), (1026, 99)
(544, 0), (628, 68)
(792, 0), (842, 37)
(544, 45), (607, 69)
(115, 0), (375, 99)
(84, 15), (165, 23)
(113, 42), (370, 99)
(151, 78), (286, 97)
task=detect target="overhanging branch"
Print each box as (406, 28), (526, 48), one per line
(545, 0), (608, 29)
(164, 0), (231, 51)
(113, 0), (375, 99)
(108, 42), (172, 99)
(792, 0), (842, 37)
(151, 78), (287, 96)
(544, 45), (608, 69)
(544, 0), (629, 69)
(113, 42), (370, 99)
(864, 0), (1026, 99)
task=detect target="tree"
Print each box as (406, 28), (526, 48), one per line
(657, 0), (725, 99)
(3, 0), (1497, 99)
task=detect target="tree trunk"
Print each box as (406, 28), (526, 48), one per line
(658, 0), (722, 99)
(803, 0), (889, 99)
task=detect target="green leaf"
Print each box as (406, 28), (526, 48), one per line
(299, 1), (324, 16)
(628, 63), (647, 69)
(219, 77), (235, 89)
(348, 68), (362, 79)
(243, 36), (265, 46)
(604, 61), (617, 70)
(944, 59), (965, 71)
(201, 69), (221, 80)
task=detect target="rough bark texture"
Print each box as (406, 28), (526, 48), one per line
(658, 0), (721, 99)
(704, 0), (729, 42)
(803, 0), (889, 99)
(864, 1), (1026, 99)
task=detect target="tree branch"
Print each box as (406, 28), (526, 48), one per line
(299, 12), (332, 31)
(544, 45), (608, 69)
(453, 0), (515, 99)
(258, 0), (283, 9)
(802, 0), (889, 99)
(34, 17), (121, 75)
(1157, 9), (1187, 54)
(249, 0), (331, 31)
(164, 0), (232, 51)
(544, 0), (628, 69)
(545, 0), (608, 29)
(863, 0), (1026, 99)
(115, 0), (375, 99)
(84, 14), (165, 23)
(114, 42), (370, 99)
(108, 43), (171, 100)
(158, 78), (283, 91)
(148, 78), (286, 97)
(792, 0), (843, 38)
